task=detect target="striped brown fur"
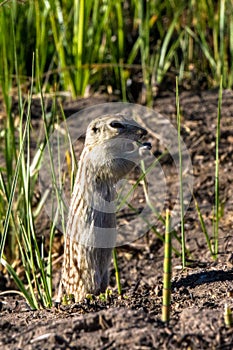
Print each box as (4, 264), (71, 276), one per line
(57, 114), (149, 302)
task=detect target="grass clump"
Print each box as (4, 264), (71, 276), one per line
(1, 0), (233, 103)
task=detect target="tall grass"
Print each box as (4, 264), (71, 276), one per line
(213, 76), (222, 257)
(0, 0), (233, 103)
(0, 10), (56, 308)
(193, 77), (223, 259)
(162, 209), (172, 323)
(176, 78), (186, 268)
(0, 92), (52, 309)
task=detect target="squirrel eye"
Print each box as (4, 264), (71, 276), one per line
(110, 121), (125, 129)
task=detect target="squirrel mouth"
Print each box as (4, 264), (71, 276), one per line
(137, 141), (152, 151)
(123, 141), (152, 154)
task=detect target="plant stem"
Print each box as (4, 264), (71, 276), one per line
(162, 209), (172, 323)
(112, 248), (122, 296)
(176, 77), (186, 268)
(214, 76), (222, 257)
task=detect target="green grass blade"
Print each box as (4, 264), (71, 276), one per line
(214, 76), (222, 257)
(117, 152), (165, 211)
(0, 258), (37, 310)
(176, 78), (185, 268)
(112, 248), (122, 296)
(193, 195), (214, 257)
(162, 209), (172, 323)
(0, 106), (31, 260)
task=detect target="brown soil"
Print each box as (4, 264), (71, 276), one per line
(1, 89), (233, 349)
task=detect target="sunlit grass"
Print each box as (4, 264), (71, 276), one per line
(0, 0), (233, 103)
(162, 209), (172, 323)
(176, 77), (186, 268)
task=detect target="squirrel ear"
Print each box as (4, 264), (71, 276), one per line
(91, 126), (99, 133)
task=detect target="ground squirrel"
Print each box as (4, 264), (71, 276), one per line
(57, 114), (151, 302)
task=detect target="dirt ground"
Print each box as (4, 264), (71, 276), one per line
(0, 89), (233, 349)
